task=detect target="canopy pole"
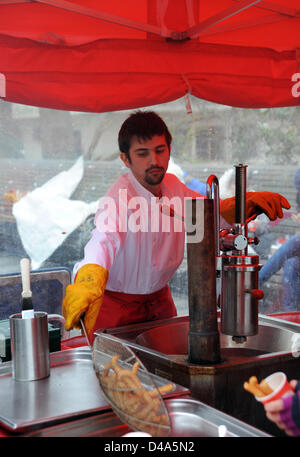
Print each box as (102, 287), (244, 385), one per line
(232, 0), (298, 18)
(186, 0), (263, 38)
(197, 14), (282, 39)
(34, 0), (171, 38)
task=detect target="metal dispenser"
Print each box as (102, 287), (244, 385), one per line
(187, 163), (264, 364)
(219, 164), (264, 343)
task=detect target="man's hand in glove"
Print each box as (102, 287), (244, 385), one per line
(220, 191), (291, 226)
(62, 264), (108, 335)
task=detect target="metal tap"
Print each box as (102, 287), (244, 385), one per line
(219, 164), (264, 343)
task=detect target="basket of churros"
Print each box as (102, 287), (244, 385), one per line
(244, 372), (294, 405)
(92, 333), (173, 437)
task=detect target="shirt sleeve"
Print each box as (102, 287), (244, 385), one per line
(280, 385), (300, 437)
(292, 382), (300, 428)
(73, 195), (125, 277)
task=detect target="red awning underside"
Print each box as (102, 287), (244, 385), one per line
(1, 0), (300, 111)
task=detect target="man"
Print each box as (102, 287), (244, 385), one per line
(63, 111), (290, 343)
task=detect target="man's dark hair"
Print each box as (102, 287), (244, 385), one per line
(118, 111), (172, 161)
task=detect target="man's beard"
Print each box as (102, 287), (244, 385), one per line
(145, 167), (165, 185)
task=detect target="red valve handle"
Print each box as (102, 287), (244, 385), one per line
(246, 289), (264, 300)
(248, 237), (260, 245)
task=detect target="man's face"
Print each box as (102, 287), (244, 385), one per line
(120, 134), (170, 195)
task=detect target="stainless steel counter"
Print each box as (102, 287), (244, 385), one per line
(0, 347), (269, 437)
(25, 397), (270, 437)
(0, 347), (188, 433)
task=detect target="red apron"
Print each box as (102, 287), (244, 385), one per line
(89, 284), (177, 344)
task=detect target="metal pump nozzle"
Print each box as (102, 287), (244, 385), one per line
(220, 164), (264, 343)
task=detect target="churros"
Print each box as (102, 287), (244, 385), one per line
(243, 375), (273, 398)
(99, 355), (173, 436)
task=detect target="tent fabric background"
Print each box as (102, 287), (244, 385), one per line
(1, 0), (300, 111)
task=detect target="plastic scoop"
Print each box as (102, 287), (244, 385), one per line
(92, 333), (172, 437)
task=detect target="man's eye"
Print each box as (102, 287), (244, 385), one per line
(156, 148), (165, 154)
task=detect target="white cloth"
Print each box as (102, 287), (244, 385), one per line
(74, 170), (202, 294)
(13, 156), (99, 269)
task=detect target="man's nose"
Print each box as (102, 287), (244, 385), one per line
(149, 151), (160, 166)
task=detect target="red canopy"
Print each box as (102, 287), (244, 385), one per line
(1, 0), (300, 111)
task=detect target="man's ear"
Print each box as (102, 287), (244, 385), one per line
(120, 152), (130, 169)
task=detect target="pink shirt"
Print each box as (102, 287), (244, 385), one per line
(74, 170), (201, 294)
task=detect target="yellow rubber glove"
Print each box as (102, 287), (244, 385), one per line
(62, 264), (108, 335)
(220, 191), (291, 225)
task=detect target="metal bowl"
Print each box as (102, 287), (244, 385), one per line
(135, 319), (300, 358)
(165, 398), (269, 437)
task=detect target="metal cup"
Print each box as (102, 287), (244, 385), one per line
(10, 311), (50, 381)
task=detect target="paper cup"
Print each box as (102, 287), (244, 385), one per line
(255, 372), (294, 405)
